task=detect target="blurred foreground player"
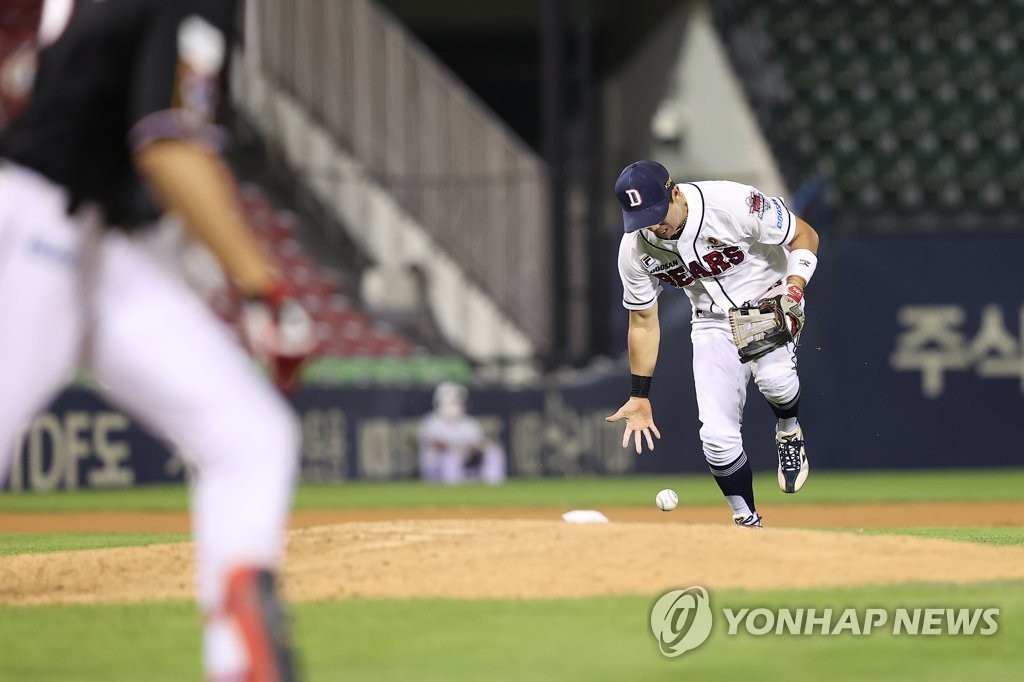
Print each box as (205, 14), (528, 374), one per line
(0, 1), (315, 679)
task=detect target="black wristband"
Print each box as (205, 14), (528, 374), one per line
(630, 374), (652, 398)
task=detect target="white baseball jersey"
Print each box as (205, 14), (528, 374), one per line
(618, 181), (797, 319)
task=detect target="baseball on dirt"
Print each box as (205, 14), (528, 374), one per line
(655, 488), (679, 511)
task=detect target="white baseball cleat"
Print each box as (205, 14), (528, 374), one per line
(732, 512), (763, 529)
(776, 425), (809, 493)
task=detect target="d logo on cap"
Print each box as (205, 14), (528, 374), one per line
(615, 160), (674, 232)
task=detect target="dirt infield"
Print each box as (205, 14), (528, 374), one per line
(2, 506), (1024, 606)
(1, 500), (1022, 533)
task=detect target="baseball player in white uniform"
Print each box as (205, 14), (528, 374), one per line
(606, 160), (820, 528)
(0, 1), (313, 679)
(419, 382), (506, 485)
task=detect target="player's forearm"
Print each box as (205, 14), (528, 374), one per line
(135, 140), (275, 296)
(627, 319), (660, 376)
(788, 218), (819, 254)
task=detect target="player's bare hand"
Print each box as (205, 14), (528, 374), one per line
(606, 397), (661, 454)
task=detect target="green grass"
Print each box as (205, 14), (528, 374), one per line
(0, 601), (201, 682)
(3, 468), (1024, 512)
(843, 527), (1024, 546)
(0, 532), (187, 556)
(0, 581), (1020, 681)
(2, 471), (1019, 679)
(0, 485), (191, 512)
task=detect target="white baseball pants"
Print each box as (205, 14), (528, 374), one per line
(691, 317), (800, 466)
(0, 164), (298, 662)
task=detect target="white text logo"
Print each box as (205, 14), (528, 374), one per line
(723, 607), (999, 636)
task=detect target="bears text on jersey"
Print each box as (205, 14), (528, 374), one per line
(642, 245), (746, 289)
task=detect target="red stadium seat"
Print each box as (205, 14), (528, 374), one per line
(231, 185), (419, 359)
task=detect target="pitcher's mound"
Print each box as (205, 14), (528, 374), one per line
(2, 519), (1024, 605)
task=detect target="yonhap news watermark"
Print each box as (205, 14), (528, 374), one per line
(650, 586), (1000, 657)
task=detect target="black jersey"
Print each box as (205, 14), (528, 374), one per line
(0, 0), (235, 227)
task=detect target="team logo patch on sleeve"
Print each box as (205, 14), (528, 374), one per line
(746, 190), (769, 219)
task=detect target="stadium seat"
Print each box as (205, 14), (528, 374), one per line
(712, 0), (1024, 230)
(233, 185), (418, 360)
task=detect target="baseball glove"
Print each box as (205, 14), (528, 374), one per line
(241, 278), (317, 393)
(728, 286), (805, 363)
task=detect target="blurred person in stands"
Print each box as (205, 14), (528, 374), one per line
(419, 382), (506, 485)
(0, 1), (314, 680)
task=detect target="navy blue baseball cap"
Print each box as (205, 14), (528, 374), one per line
(615, 160), (675, 232)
